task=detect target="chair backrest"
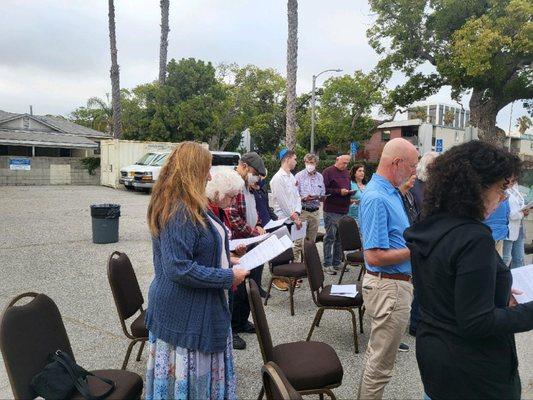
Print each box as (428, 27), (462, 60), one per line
(303, 240), (324, 293)
(338, 216), (362, 252)
(262, 361), (303, 400)
(270, 247), (294, 267)
(246, 279), (274, 362)
(107, 251), (144, 322)
(0, 293), (75, 400)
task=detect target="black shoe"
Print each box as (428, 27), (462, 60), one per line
(258, 287), (270, 299)
(232, 333), (246, 350)
(236, 321), (256, 334)
(398, 342), (410, 352)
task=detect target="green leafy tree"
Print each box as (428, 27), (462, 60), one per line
(367, 0), (533, 145)
(517, 115), (532, 134)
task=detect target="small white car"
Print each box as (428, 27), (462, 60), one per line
(119, 152), (165, 190)
(132, 151), (241, 192)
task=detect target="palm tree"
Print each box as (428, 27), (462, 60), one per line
(517, 115), (532, 134)
(87, 94), (112, 133)
(285, 0), (298, 150)
(159, 0), (170, 84)
(108, 0), (122, 139)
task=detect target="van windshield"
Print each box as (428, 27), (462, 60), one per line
(153, 154), (169, 166)
(212, 154), (240, 167)
(136, 153), (159, 166)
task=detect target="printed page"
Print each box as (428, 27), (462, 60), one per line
(263, 217), (288, 231)
(511, 264), (533, 303)
(330, 284), (358, 298)
(229, 233), (271, 251)
(290, 221), (307, 241)
(237, 234), (292, 270)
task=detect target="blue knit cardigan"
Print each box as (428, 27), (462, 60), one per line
(145, 207), (234, 353)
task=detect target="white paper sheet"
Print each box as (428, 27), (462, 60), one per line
(330, 284), (358, 298)
(236, 234), (293, 270)
(511, 264), (533, 303)
(229, 233), (271, 251)
(521, 202), (533, 212)
(290, 221), (307, 241)
(263, 217), (288, 231)
(271, 226), (291, 240)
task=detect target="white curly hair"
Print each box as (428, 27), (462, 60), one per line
(206, 167), (245, 202)
(416, 151), (439, 182)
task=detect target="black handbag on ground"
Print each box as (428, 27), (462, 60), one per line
(30, 350), (116, 400)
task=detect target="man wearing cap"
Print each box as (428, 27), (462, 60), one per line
(294, 153), (325, 262)
(225, 152), (267, 350)
(269, 149), (303, 291)
(322, 154), (352, 275)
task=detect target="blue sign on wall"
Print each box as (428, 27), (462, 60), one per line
(350, 141), (358, 155)
(435, 138), (443, 153)
(9, 158), (31, 171)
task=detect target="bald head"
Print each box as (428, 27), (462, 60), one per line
(378, 138), (419, 187)
(334, 154), (351, 170)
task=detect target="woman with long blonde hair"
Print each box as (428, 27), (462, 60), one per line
(144, 142), (248, 400)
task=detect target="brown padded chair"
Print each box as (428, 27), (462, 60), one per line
(107, 251), (148, 370)
(247, 279), (343, 400)
(264, 248), (307, 316)
(337, 216), (366, 284)
(304, 240), (365, 353)
(262, 361), (303, 400)
(0, 293), (143, 400)
(525, 240), (533, 255)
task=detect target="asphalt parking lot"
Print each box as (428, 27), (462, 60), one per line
(1, 185), (532, 399)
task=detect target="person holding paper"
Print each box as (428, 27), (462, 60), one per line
(503, 180), (529, 269)
(144, 142), (248, 400)
(405, 141), (533, 400)
(270, 148), (303, 290)
(347, 164), (366, 222)
(322, 154), (352, 275)
(294, 153), (325, 262)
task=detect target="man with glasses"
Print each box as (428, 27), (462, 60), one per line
(357, 138), (419, 400)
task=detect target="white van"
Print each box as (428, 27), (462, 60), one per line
(132, 151), (241, 192)
(119, 152), (167, 190)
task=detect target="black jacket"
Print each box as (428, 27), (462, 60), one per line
(404, 214), (533, 400)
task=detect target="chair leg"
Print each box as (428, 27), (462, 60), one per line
(348, 309), (359, 353)
(136, 339), (146, 361)
(315, 307), (325, 327)
(306, 308), (323, 341)
(338, 261), (348, 284)
(357, 264), (365, 281)
(324, 389), (337, 400)
(319, 393), (325, 400)
(264, 277), (274, 306)
(257, 386), (264, 400)
(122, 340), (136, 370)
(359, 306), (364, 333)
(289, 279), (295, 316)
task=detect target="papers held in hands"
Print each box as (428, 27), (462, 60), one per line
(521, 202), (533, 212)
(229, 233), (270, 251)
(330, 284), (358, 298)
(263, 217), (288, 231)
(290, 221), (307, 241)
(236, 235), (293, 271)
(511, 264), (533, 304)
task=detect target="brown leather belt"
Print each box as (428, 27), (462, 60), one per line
(366, 270), (412, 282)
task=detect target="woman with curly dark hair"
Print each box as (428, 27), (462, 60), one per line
(404, 141), (533, 400)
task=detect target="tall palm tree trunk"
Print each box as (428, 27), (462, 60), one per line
(108, 0), (122, 139)
(159, 0), (170, 84)
(285, 0), (298, 150)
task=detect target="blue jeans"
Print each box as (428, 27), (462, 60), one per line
(503, 224), (525, 269)
(323, 211), (344, 267)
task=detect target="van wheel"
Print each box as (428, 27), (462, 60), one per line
(125, 186), (135, 191)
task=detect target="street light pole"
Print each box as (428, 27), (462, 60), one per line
(310, 68), (342, 153)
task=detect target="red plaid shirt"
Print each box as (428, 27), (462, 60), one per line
(224, 192), (262, 239)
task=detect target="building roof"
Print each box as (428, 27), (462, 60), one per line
(0, 129), (97, 148)
(0, 110), (111, 139)
(377, 119), (422, 129)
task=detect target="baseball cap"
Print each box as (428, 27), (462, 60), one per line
(240, 152), (266, 176)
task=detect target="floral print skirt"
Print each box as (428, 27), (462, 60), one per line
(145, 331), (236, 400)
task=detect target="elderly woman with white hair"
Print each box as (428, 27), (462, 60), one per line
(411, 151), (439, 217)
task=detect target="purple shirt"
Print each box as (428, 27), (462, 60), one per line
(294, 169), (325, 209)
(322, 165), (351, 214)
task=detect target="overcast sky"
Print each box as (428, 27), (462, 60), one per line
(0, 0), (527, 131)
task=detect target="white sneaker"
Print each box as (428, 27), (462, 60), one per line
(323, 266), (337, 275)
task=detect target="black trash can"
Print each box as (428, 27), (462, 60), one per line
(90, 204), (121, 244)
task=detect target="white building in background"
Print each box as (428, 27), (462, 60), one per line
(507, 131), (533, 160)
(408, 103), (470, 130)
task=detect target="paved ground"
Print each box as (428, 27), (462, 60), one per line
(0, 185), (532, 399)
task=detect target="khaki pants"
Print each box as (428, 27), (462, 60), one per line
(293, 209), (320, 262)
(495, 240), (503, 257)
(358, 274), (414, 400)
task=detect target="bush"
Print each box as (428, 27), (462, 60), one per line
(80, 157), (101, 175)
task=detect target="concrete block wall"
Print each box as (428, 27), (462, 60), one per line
(0, 156), (100, 186)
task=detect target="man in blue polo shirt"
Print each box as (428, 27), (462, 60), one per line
(357, 138), (418, 400)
